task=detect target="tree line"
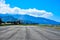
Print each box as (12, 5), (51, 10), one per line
(0, 18), (21, 25)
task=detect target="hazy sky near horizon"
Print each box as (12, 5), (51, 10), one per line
(0, 0), (60, 22)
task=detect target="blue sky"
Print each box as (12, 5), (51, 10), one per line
(0, 0), (60, 22)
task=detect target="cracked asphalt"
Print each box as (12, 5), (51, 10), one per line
(0, 25), (60, 40)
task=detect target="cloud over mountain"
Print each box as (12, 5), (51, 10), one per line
(0, 0), (53, 18)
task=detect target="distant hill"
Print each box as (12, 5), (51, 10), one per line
(0, 14), (60, 25)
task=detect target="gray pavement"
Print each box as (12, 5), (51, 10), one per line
(0, 25), (60, 40)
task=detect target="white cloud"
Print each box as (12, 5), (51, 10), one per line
(0, 0), (53, 18)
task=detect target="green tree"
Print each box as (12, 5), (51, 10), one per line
(0, 18), (2, 24)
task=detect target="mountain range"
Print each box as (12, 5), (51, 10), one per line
(0, 14), (60, 25)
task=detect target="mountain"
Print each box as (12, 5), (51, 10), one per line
(18, 15), (60, 25)
(0, 14), (20, 22)
(0, 14), (60, 25)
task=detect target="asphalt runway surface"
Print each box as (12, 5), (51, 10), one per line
(0, 25), (60, 40)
